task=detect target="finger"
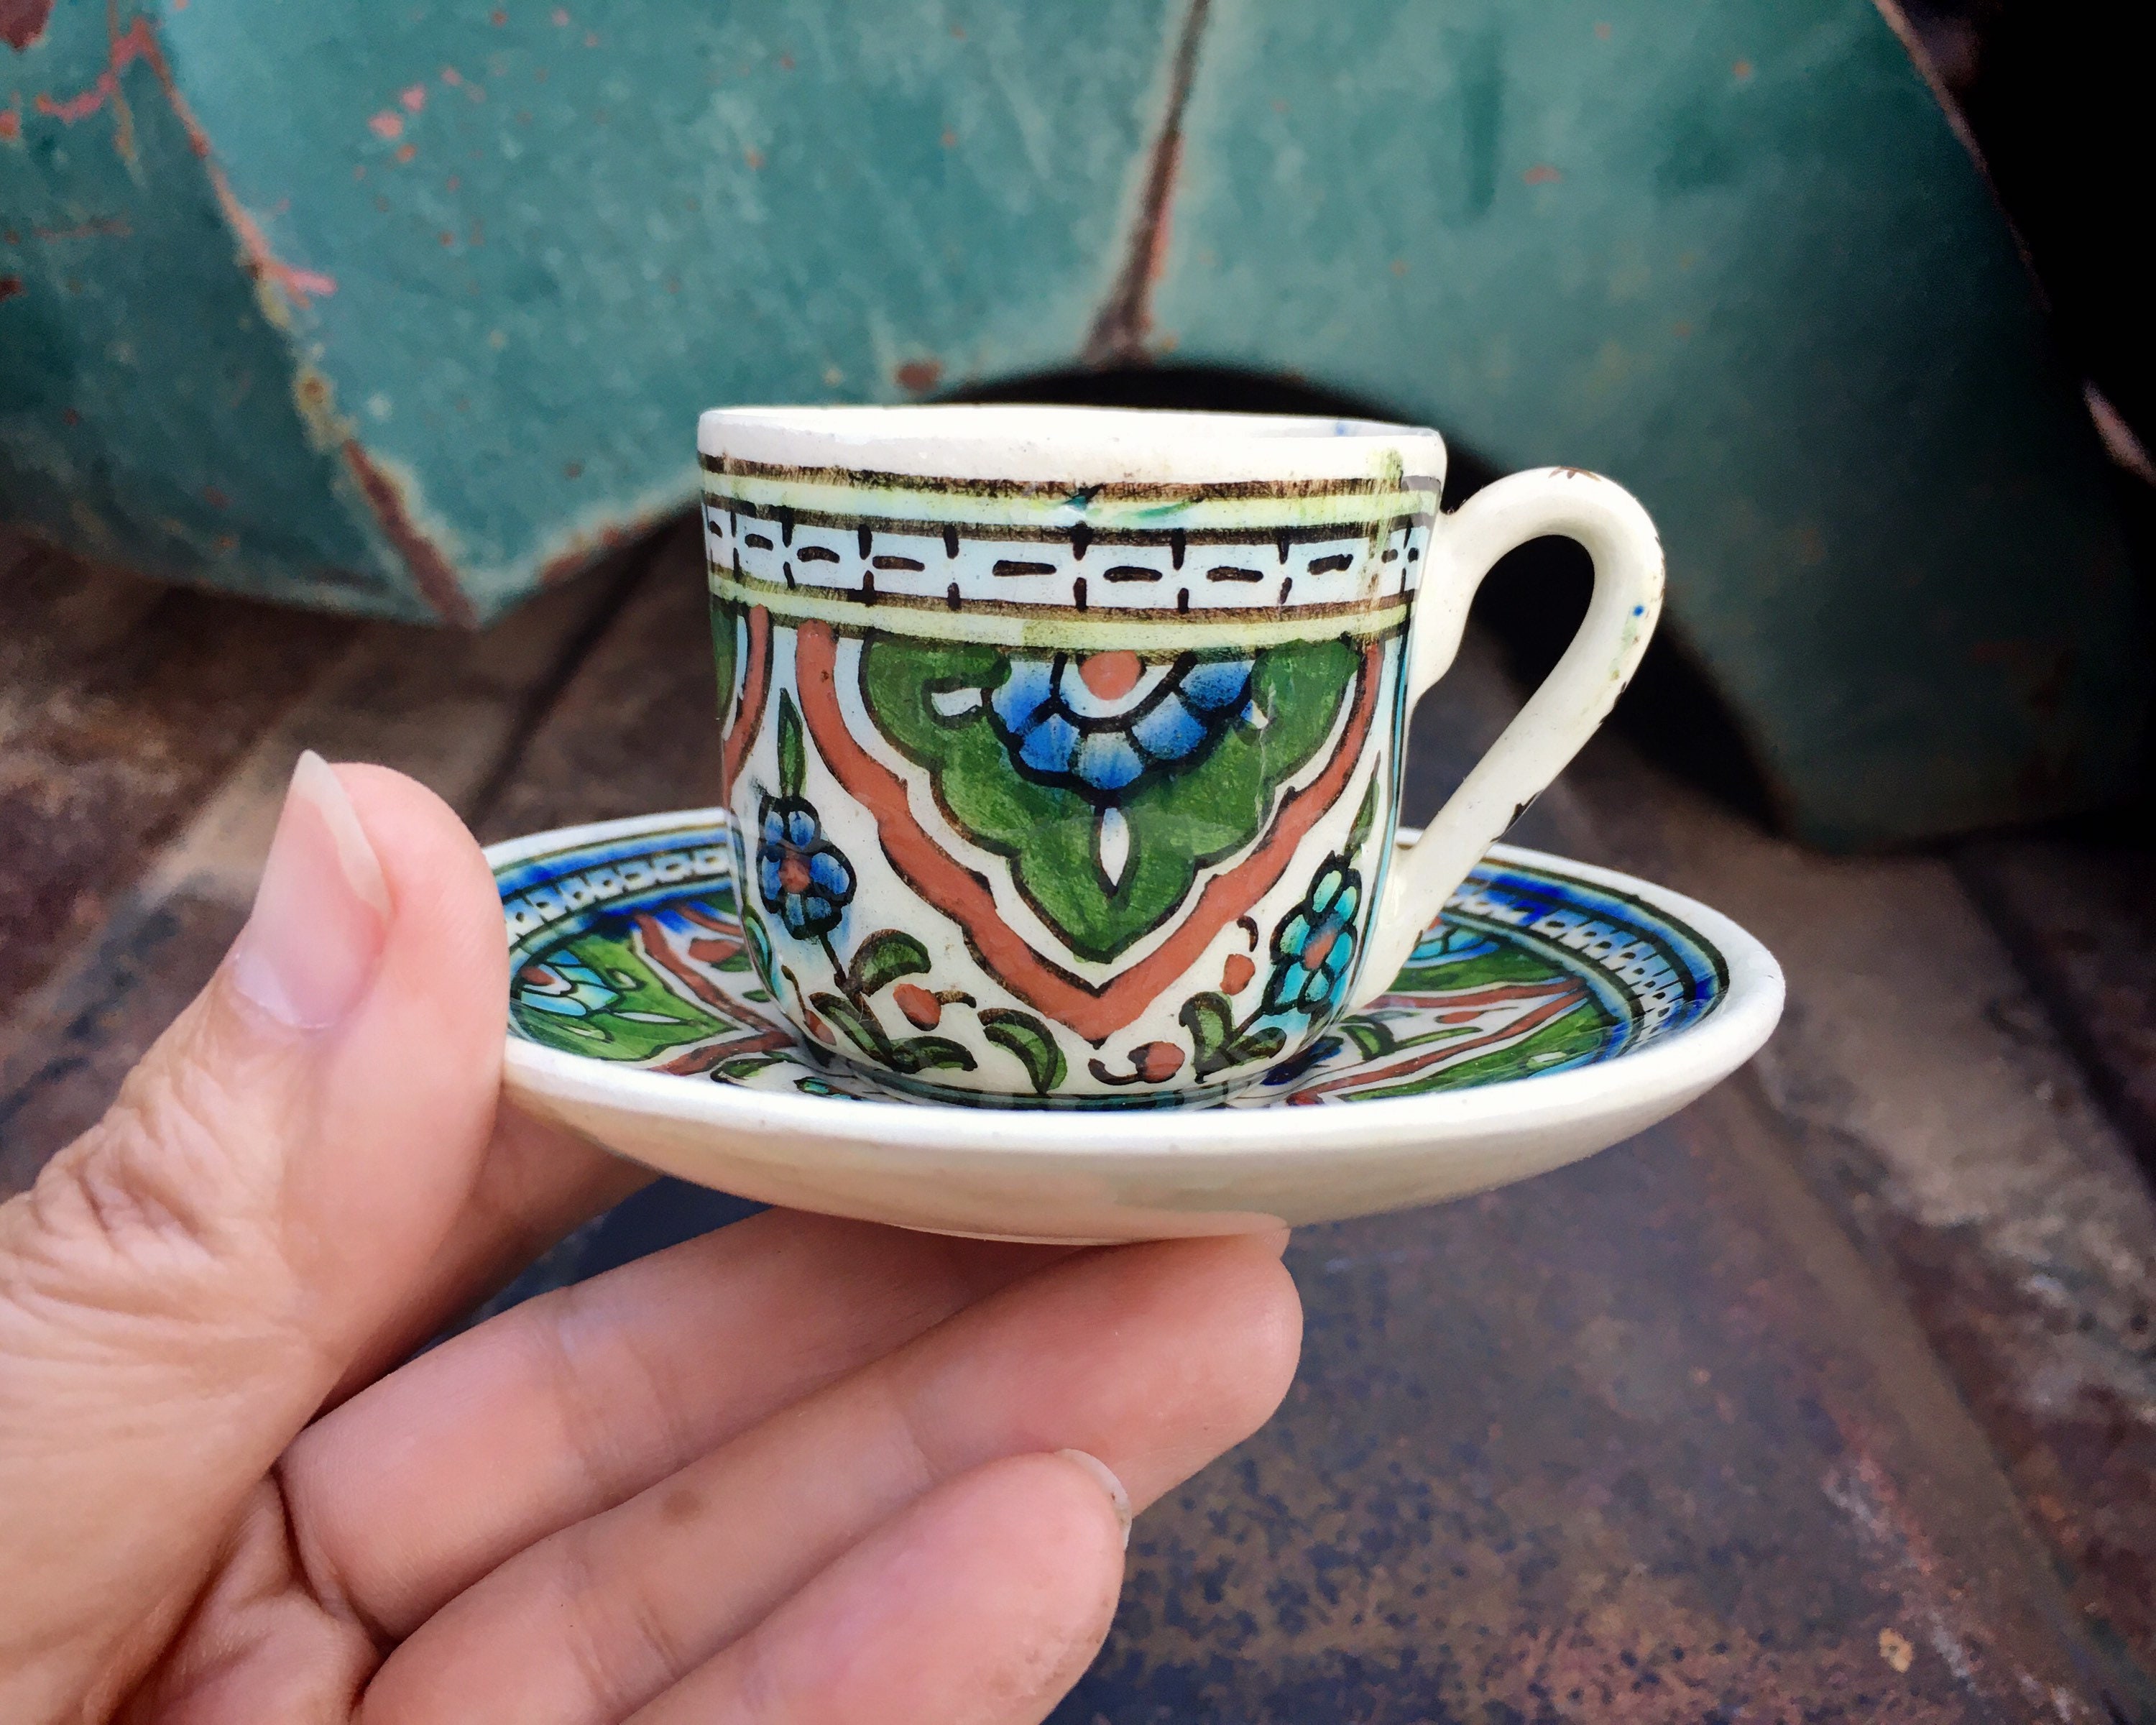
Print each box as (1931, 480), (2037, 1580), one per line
(283, 1209), (1079, 1639)
(361, 1233), (1300, 1725)
(625, 1453), (1128, 1725)
(322, 1104), (653, 1406)
(0, 756), (504, 1705)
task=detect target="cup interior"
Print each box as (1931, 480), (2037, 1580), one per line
(699, 402), (1447, 488)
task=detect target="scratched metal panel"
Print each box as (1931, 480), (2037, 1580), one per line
(1, 0), (2146, 847)
(0, 1), (415, 614)
(1, 0), (1176, 621)
(1146, 0), (2147, 848)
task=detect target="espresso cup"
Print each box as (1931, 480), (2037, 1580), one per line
(700, 405), (1661, 1107)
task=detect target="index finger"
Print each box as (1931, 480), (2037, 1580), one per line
(280, 1209), (1072, 1638)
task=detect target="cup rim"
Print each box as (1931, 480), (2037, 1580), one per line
(698, 403), (1447, 487)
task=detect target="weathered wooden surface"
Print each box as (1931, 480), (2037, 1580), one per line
(0, 540), (352, 1007)
(476, 526), (724, 847)
(1959, 836), (2156, 1172)
(3, 522), (2154, 1717)
(1069, 1084), (2150, 1722)
(1543, 733), (2156, 1672)
(0, 527), (649, 1185)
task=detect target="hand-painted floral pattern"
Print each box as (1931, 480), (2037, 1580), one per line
(757, 796), (854, 939)
(1264, 856), (1362, 1016)
(986, 650), (1256, 803)
(514, 952), (624, 1021)
(501, 819), (1728, 1110)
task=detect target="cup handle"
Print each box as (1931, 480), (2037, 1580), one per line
(1348, 468), (1665, 1010)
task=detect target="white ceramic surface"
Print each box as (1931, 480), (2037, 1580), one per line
(699, 404), (1664, 1102)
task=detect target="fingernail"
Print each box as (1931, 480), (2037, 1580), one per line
(229, 752), (390, 1030)
(1056, 1449), (1132, 1550)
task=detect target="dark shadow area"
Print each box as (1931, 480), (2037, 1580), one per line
(1439, 448), (1782, 832)
(1899, 0), (2155, 453)
(1899, 0), (2156, 846)
(964, 364), (1781, 829)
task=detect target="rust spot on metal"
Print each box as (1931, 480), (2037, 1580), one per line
(1524, 162), (1563, 185)
(1084, 0), (1209, 367)
(339, 441), (478, 627)
(893, 359), (942, 395)
(0, 275), (21, 303)
(1876, 1200), (2156, 1668)
(0, 0), (53, 52)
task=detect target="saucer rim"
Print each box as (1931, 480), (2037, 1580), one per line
(489, 809), (1784, 1154)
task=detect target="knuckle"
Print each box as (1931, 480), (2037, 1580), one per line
(1, 1007), (287, 1338)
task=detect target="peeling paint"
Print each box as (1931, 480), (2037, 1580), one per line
(338, 441), (479, 627)
(893, 357), (941, 394)
(0, 0), (54, 52)
(32, 14), (155, 124)
(31, 11), (336, 312)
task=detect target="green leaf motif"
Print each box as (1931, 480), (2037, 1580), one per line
(777, 688), (806, 799)
(892, 1035), (978, 1075)
(848, 929), (932, 998)
(1179, 992), (1235, 1075)
(979, 1008), (1067, 1095)
(1183, 990), (1294, 1079)
(710, 596), (740, 725)
(511, 932), (728, 1064)
(1345, 771), (1380, 862)
(811, 992), (890, 1061)
(718, 1052), (793, 1082)
(861, 638), (1360, 962)
(1337, 1016), (1399, 1059)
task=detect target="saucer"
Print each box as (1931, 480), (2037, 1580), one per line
(492, 810), (1783, 1242)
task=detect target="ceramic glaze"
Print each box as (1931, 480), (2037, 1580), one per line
(506, 813), (1726, 1106)
(492, 809), (1784, 1241)
(700, 405), (1664, 1104)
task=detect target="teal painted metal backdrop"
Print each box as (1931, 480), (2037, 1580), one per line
(1, 0), (2145, 847)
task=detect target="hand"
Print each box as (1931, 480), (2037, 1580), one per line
(0, 756), (1303, 1724)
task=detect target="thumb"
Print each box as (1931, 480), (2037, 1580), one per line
(0, 754), (507, 1703)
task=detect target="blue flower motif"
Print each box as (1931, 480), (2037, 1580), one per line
(985, 650), (1256, 804)
(756, 795), (854, 939)
(1264, 857), (1363, 1016)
